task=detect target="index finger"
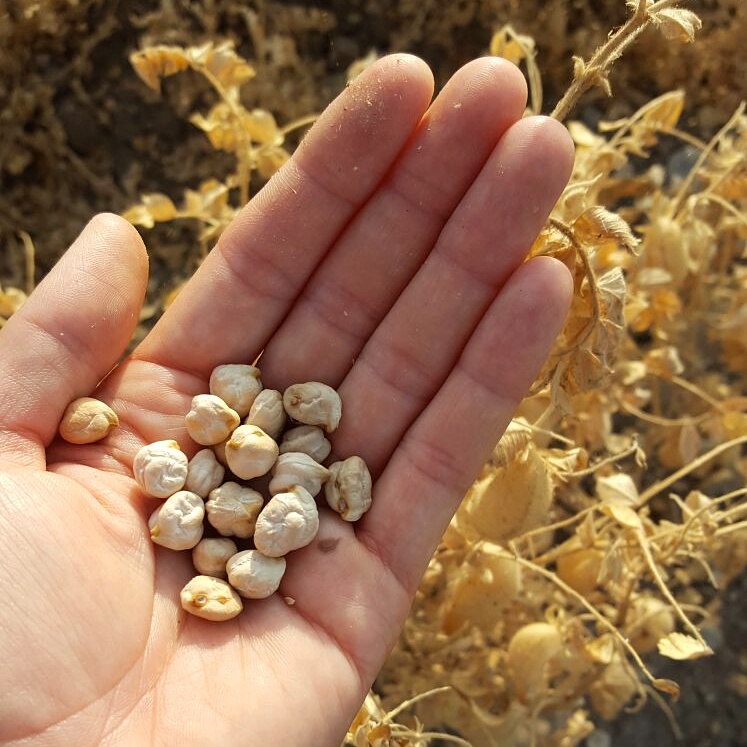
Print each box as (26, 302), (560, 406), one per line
(135, 55), (434, 377)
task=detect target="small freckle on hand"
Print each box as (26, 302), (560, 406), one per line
(318, 537), (341, 554)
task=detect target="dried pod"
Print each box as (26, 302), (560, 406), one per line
(206, 481), (264, 538)
(282, 382), (342, 433)
(185, 394), (240, 446)
(185, 448), (226, 498)
(627, 597), (676, 654)
(269, 452), (330, 497)
(226, 549), (286, 599)
(254, 485), (319, 557)
(556, 548), (604, 595)
(192, 537), (238, 578)
(209, 364), (262, 417)
(244, 389), (286, 440)
(324, 456), (372, 521)
(148, 490), (205, 550)
(507, 622), (563, 703)
(441, 543), (521, 634)
(133, 440), (189, 499)
(225, 424), (279, 480)
(58, 397), (119, 444)
(180, 575), (243, 621)
(278, 425), (331, 463)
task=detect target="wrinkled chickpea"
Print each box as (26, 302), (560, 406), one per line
(185, 448), (226, 498)
(325, 456), (372, 521)
(185, 394), (240, 446)
(180, 575), (243, 621)
(58, 397), (119, 444)
(278, 425), (332, 463)
(254, 485), (320, 557)
(206, 481), (264, 538)
(134, 440), (189, 499)
(148, 490), (205, 551)
(226, 549), (286, 599)
(209, 364), (262, 417)
(225, 424), (279, 480)
(283, 382), (342, 433)
(244, 389), (286, 439)
(269, 451), (329, 497)
(192, 537), (238, 578)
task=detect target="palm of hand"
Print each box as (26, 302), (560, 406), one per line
(0, 55), (573, 747)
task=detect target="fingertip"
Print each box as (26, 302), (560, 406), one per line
(85, 212), (149, 285)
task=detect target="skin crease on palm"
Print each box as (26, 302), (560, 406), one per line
(0, 55), (575, 746)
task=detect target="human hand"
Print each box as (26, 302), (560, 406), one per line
(0, 55), (573, 747)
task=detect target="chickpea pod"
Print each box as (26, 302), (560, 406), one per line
(185, 448), (226, 498)
(192, 537), (238, 578)
(209, 364), (262, 417)
(148, 490), (205, 550)
(269, 452), (330, 497)
(58, 397), (119, 444)
(278, 425), (332, 463)
(226, 549), (286, 599)
(133, 440), (189, 499)
(225, 424), (279, 480)
(254, 485), (319, 557)
(206, 481), (264, 538)
(244, 389), (286, 440)
(283, 382), (342, 433)
(185, 394), (240, 446)
(325, 456), (372, 522)
(180, 575), (243, 621)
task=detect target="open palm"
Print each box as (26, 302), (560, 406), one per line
(0, 55), (573, 747)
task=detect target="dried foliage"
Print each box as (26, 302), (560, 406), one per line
(1, 1), (745, 745)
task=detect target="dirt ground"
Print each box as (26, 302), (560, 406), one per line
(1, 1), (745, 745)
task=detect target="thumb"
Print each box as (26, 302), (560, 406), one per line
(0, 213), (148, 467)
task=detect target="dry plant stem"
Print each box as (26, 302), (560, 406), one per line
(636, 435), (747, 507)
(621, 400), (710, 427)
(670, 102), (746, 219)
(382, 686), (453, 723)
(196, 64), (252, 205)
(18, 230), (35, 295)
(511, 554), (661, 688)
(644, 685), (684, 740)
(550, 0), (681, 122)
(568, 438), (640, 478)
(634, 530), (709, 647)
(698, 193), (747, 227)
(511, 505), (597, 560)
(670, 375), (726, 412)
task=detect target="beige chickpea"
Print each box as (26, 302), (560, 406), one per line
(133, 440), (189, 499)
(180, 575), (243, 621)
(269, 452), (329, 497)
(282, 382), (342, 433)
(185, 394), (240, 446)
(185, 448), (226, 498)
(226, 549), (286, 599)
(278, 425), (332, 463)
(225, 424), (279, 480)
(206, 481), (264, 538)
(209, 364), (262, 417)
(58, 397), (119, 444)
(244, 389), (286, 440)
(148, 490), (205, 550)
(325, 456), (372, 521)
(192, 537), (238, 578)
(254, 485), (319, 557)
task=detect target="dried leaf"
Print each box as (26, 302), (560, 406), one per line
(652, 8), (702, 44)
(130, 46), (190, 92)
(657, 632), (713, 660)
(652, 678), (681, 699)
(601, 503), (643, 530)
(596, 473), (639, 505)
(573, 206), (639, 254)
(639, 90), (685, 130)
